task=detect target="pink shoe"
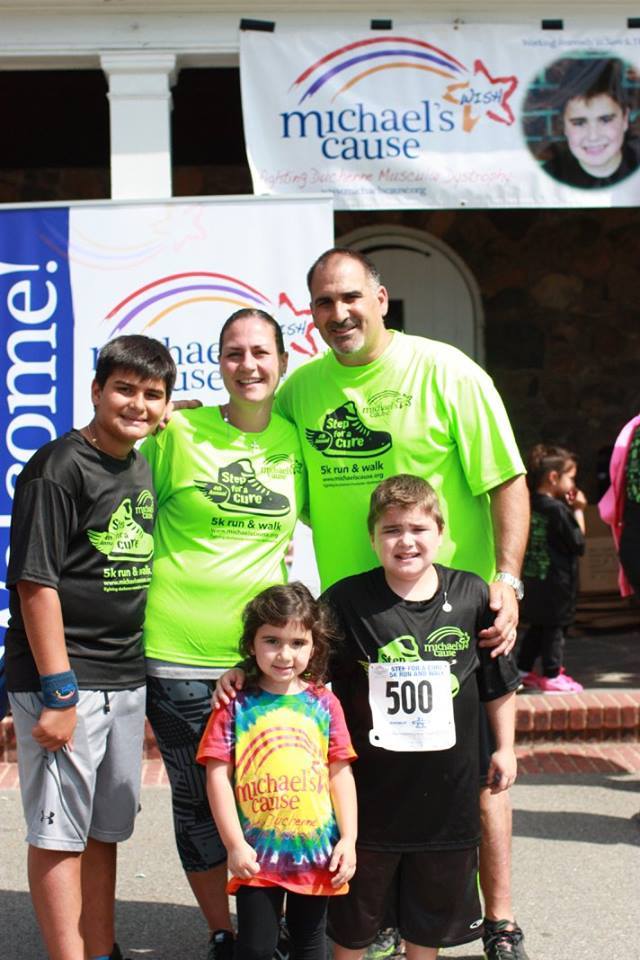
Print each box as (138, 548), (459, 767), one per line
(519, 671), (541, 689)
(537, 669), (584, 693)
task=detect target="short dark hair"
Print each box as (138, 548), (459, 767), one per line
(239, 581), (340, 686)
(559, 57), (628, 114)
(218, 308), (285, 355)
(526, 443), (577, 491)
(368, 474), (444, 535)
(94, 335), (176, 398)
(306, 247), (382, 294)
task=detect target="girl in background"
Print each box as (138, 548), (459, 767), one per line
(518, 444), (586, 693)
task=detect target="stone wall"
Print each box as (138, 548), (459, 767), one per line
(335, 207), (640, 499)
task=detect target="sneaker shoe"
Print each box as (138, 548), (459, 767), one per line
(109, 946), (131, 960)
(305, 401), (392, 458)
(365, 927), (404, 959)
(519, 671), (541, 690)
(537, 668), (583, 693)
(195, 458), (291, 516)
(207, 929), (235, 960)
(483, 919), (529, 959)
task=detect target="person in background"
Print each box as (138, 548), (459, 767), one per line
(599, 413), (640, 598)
(518, 444), (586, 692)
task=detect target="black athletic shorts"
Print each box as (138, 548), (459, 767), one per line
(327, 846), (483, 950)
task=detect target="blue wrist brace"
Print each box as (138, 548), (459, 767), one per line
(40, 670), (79, 709)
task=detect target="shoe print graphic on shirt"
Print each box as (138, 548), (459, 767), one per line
(87, 498), (154, 562)
(305, 401), (392, 458)
(195, 459), (291, 516)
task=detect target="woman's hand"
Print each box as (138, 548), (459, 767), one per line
(212, 668), (246, 709)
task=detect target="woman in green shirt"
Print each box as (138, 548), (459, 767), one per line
(141, 309), (306, 960)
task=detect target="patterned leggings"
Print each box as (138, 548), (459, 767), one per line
(146, 676), (227, 872)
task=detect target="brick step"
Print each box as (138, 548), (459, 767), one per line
(515, 689), (640, 742)
(2, 690), (639, 763)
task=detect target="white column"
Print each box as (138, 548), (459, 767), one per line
(101, 53), (177, 200)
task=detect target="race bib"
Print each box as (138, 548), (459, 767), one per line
(368, 660), (456, 752)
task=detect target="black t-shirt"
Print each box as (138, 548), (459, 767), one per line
(542, 138), (640, 190)
(6, 430), (157, 691)
(322, 565), (520, 852)
(521, 493), (585, 627)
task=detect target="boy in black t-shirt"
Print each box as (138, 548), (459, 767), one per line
(214, 473), (521, 959)
(323, 475), (520, 960)
(5, 335), (176, 960)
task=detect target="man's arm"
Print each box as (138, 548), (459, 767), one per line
(479, 474), (529, 656)
(16, 581), (77, 751)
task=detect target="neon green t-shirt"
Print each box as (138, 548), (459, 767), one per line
(277, 331), (524, 590)
(140, 407), (305, 668)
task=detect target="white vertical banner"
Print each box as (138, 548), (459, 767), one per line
(240, 24), (640, 209)
(0, 195), (333, 625)
(69, 195), (333, 421)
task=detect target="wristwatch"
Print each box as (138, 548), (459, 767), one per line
(494, 571), (524, 601)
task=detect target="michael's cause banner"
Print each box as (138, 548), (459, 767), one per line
(0, 195), (333, 630)
(240, 24), (640, 209)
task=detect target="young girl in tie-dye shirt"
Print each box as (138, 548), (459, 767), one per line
(197, 582), (357, 960)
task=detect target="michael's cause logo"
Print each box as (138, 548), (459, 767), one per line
(362, 390), (412, 418)
(305, 401), (392, 458)
(87, 498), (154, 562)
(280, 35), (519, 161)
(195, 459), (291, 516)
(376, 627), (470, 697)
(102, 269), (321, 372)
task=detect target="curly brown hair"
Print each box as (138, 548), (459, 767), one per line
(239, 581), (340, 686)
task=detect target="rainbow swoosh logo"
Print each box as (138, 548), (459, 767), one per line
(105, 273), (319, 357)
(291, 35), (518, 129)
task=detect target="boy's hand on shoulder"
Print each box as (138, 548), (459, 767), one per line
(227, 841), (260, 880)
(329, 837), (357, 887)
(212, 668), (246, 709)
(32, 706), (76, 752)
(479, 581), (519, 657)
(486, 748), (517, 794)
(156, 398), (203, 432)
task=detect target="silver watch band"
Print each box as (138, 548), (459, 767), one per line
(494, 571), (524, 601)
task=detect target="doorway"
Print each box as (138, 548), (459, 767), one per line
(339, 226), (485, 364)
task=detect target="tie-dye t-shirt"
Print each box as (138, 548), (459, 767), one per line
(197, 684), (356, 895)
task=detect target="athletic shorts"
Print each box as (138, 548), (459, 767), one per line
(145, 676), (227, 872)
(327, 846), (482, 950)
(10, 687), (145, 851)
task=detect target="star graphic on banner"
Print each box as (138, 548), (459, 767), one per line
(151, 206), (207, 251)
(277, 291), (321, 357)
(443, 59), (518, 132)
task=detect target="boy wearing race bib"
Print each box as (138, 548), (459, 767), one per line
(323, 474), (520, 960)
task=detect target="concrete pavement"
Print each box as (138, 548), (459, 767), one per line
(2, 771), (639, 960)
